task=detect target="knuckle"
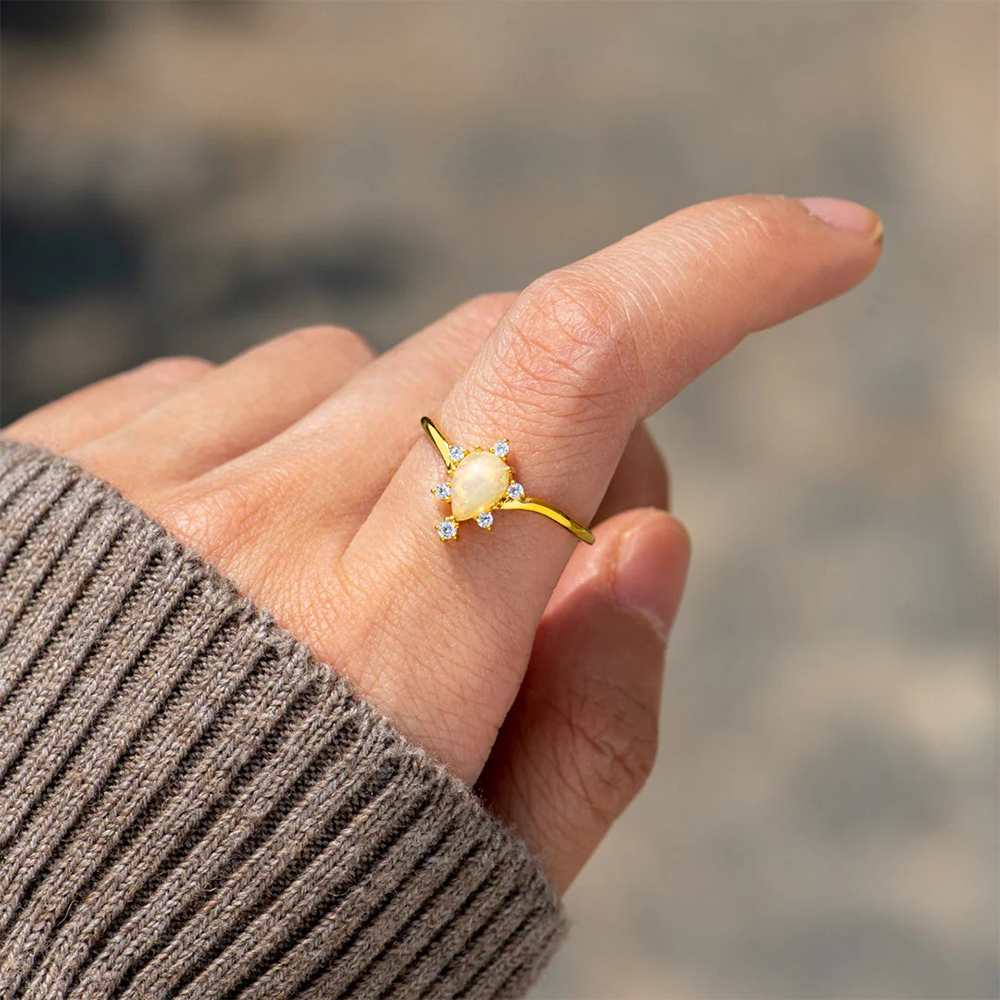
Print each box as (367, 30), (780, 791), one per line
(451, 291), (518, 327)
(140, 355), (213, 384)
(278, 324), (375, 365)
(500, 271), (642, 420)
(432, 293), (516, 348)
(158, 468), (291, 567)
(157, 484), (248, 564)
(556, 676), (659, 827)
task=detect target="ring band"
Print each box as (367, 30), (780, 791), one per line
(421, 416), (595, 545)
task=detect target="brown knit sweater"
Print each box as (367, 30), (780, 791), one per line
(0, 440), (564, 999)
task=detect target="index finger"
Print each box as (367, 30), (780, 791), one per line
(338, 194), (882, 779)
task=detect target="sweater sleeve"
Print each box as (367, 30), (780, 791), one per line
(0, 440), (564, 1000)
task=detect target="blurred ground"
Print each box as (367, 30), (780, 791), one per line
(1, 2), (997, 998)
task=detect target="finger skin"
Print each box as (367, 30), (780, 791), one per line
(593, 422), (669, 524)
(478, 509), (690, 892)
(146, 294), (518, 587)
(178, 293), (519, 545)
(341, 194), (881, 781)
(1, 357), (212, 452)
(72, 325), (374, 494)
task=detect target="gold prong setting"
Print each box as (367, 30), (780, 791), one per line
(421, 416), (595, 545)
(431, 439), (516, 537)
(436, 516), (458, 541)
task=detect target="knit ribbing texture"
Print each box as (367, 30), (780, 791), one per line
(0, 441), (564, 999)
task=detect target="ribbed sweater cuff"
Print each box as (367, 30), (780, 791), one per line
(0, 440), (564, 999)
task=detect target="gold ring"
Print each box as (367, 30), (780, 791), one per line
(422, 416), (595, 545)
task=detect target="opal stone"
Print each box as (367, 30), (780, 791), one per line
(450, 451), (510, 521)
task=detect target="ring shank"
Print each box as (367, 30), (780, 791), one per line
(499, 496), (595, 544)
(421, 416), (455, 469)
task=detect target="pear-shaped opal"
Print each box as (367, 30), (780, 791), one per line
(450, 451), (511, 521)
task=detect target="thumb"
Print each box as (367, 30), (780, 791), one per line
(478, 507), (690, 892)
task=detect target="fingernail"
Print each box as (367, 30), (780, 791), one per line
(611, 514), (690, 640)
(798, 196), (884, 243)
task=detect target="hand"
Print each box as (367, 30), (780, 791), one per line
(4, 195), (881, 892)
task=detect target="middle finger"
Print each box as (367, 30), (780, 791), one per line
(160, 294), (517, 567)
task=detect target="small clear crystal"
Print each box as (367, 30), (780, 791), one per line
(491, 440), (510, 458)
(437, 519), (457, 540)
(448, 445), (465, 463)
(433, 482), (451, 501)
(476, 511), (494, 529)
(506, 482), (524, 501)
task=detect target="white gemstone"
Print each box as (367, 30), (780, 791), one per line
(450, 451), (511, 521)
(433, 482), (451, 501)
(437, 519), (457, 540)
(506, 482), (524, 501)
(448, 445), (465, 463)
(476, 511), (494, 529)
(491, 440), (510, 458)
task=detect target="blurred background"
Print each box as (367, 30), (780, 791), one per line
(1, 2), (997, 998)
